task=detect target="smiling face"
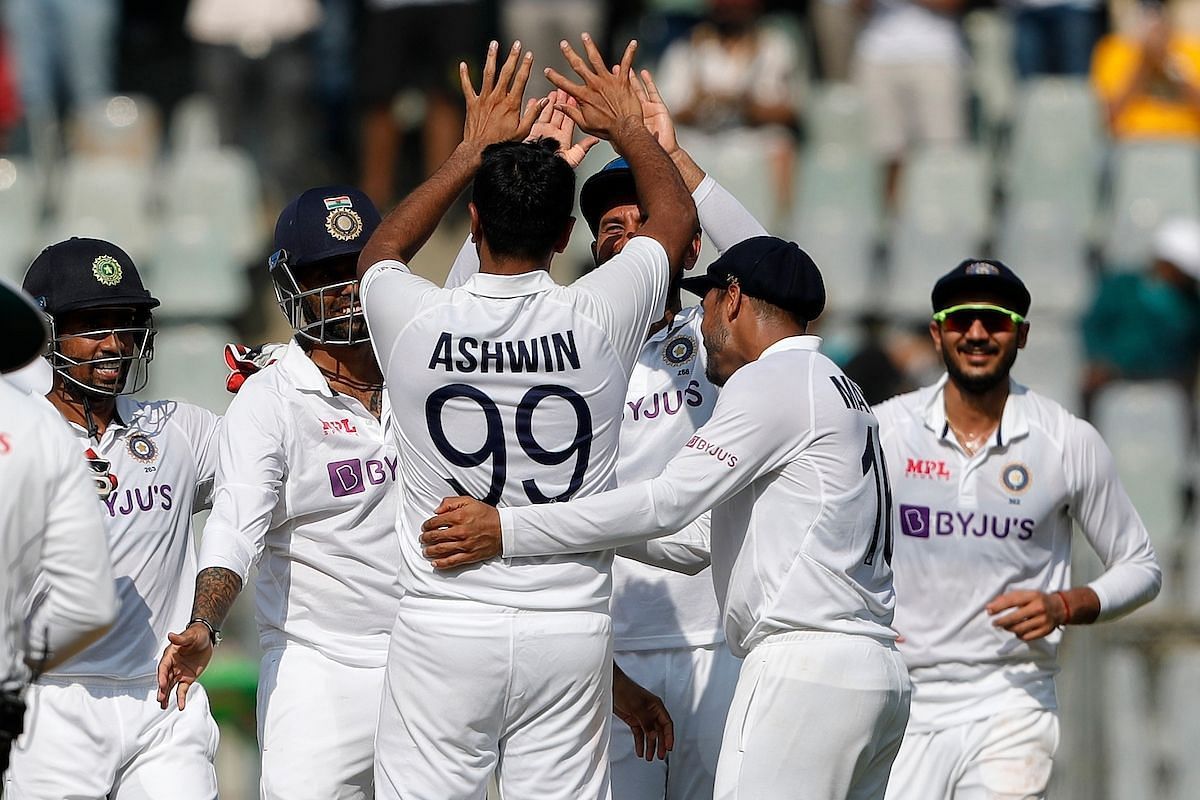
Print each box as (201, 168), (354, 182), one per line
(592, 196), (645, 267)
(54, 306), (151, 395)
(930, 298), (1028, 395)
(292, 254), (367, 344)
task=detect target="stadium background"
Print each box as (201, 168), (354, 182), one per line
(1, 0), (1195, 797)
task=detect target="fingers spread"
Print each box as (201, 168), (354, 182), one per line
(481, 40), (499, 94)
(581, 32), (607, 75)
(616, 40), (638, 81)
(510, 50), (536, 99)
(642, 69), (664, 102)
(495, 41), (522, 96)
(559, 39), (591, 82)
(545, 66), (586, 98)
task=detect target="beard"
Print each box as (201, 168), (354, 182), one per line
(702, 323), (731, 387)
(943, 342), (1018, 395)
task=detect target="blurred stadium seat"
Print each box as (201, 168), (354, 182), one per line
(1012, 317), (1082, 412)
(168, 94), (222, 155)
(1102, 649), (1157, 798)
(147, 216), (249, 321)
(995, 202), (1091, 315)
(1102, 142), (1200, 269)
(682, 133), (776, 231)
(0, 157), (46, 283)
(1163, 648), (1200, 798)
(67, 94), (163, 167)
(143, 322), (236, 414)
(48, 155), (155, 263)
(160, 148), (265, 266)
(805, 83), (870, 154)
(964, 10), (1017, 142)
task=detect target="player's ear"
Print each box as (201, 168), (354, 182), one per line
(468, 202), (482, 244)
(554, 216), (576, 254)
(1016, 321), (1030, 349)
(928, 320), (943, 354)
(684, 234), (702, 271)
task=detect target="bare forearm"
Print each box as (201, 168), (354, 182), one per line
(357, 142), (485, 277)
(669, 148), (706, 194)
(190, 567), (243, 628)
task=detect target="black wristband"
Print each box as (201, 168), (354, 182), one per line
(188, 617), (222, 647)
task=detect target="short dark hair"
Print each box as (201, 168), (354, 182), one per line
(472, 138), (576, 261)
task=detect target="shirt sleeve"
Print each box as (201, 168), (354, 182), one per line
(615, 510), (711, 574)
(172, 402), (222, 511)
(360, 259), (443, 368)
(501, 368), (795, 557)
(27, 419), (117, 662)
(569, 236), (670, 373)
(198, 384), (289, 582)
(693, 174), (769, 255)
(1066, 418), (1163, 621)
(443, 236), (480, 289)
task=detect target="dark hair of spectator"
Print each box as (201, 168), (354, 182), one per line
(472, 138), (576, 261)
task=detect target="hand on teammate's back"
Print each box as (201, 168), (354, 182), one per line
(545, 35), (644, 145)
(419, 497), (504, 570)
(460, 40), (545, 152)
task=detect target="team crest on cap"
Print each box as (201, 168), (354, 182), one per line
(326, 208), (364, 242)
(92, 255), (123, 287)
(663, 334), (697, 367)
(126, 432), (158, 463)
(1001, 462), (1031, 494)
(965, 261), (999, 276)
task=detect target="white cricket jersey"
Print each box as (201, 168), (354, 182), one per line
(873, 376), (1162, 731)
(199, 341), (400, 668)
(361, 235), (669, 613)
(500, 336), (899, 657)
(1, 378), (116, 686)
(611, 305), (723, 650)
(35, 395), (220, 681)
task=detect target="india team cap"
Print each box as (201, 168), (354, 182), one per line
(0, 274), (48, 372)
(579, 157), (636, 237)
(931, 258), (1031, 316)
(680, 236), (826, 321)
(23, 237), (159, 316)
(273, 185), (382, 268)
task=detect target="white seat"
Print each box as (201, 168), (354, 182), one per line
(168, 94), (222, 154)
(67, 94), (163, 167)
(1092, 381), (1190, 554)
(1101, 649), (1157, 799)
(1161, 648), (1200, 798)
(146, 217), (249, 321)
(805, 83), (870, 154)
(995, 202), (1092, 315)
(1102, 142), (1200, 269)
(159, 148), (265, 265)
(141, 322), (236, 414)
(48, 156), (155, 263)
(1010, 316), (1083, 413)
(0, 157), (46, 283)
(964, 10), (1017, 141)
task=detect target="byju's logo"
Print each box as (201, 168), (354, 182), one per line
(327, 456), (400, 497)
(900, 504), (931, 538)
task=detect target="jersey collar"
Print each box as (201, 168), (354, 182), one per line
(276, 340), (336, 397)
(759, 334), (823, 360)
(923, 374), (1032, 449)
(461, 269), (558, 299)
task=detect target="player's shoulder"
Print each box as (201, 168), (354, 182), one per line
(1014, 383), (1101, 452)
(872, 384), (933, 432)
(0, 378), (71, 449)
(122, 396), (220, 440)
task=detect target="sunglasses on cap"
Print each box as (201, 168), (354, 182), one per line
(931, 303), (1025, 334)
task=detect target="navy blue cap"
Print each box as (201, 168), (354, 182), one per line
(23, 237), (158, 316)
(1, 275), (47, 372)
(681, 236), (826, 321)
(931, 258), (1031, 316)
(579, 158), (636, 237)
(272, 186), (381, 268)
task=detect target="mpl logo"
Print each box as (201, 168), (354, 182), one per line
(905, 458), (951, 480)
(322, 418), (358, 436)
(327, 456), (399, 497)
(899, 504), (931, 538)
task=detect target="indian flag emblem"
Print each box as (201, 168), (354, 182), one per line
(92, 255), (123, 287)
(324, 196), (353, 210)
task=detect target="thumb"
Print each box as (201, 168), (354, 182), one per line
(167, 630), (188, 645)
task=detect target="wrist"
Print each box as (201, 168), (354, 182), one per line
(453, 139), (487, 169)
(188, 617), (222, 647)
(610, 116), (653, 150)
(1054, 590), (1072, 626)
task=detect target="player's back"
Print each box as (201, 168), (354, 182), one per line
(365, 237), (668, 613)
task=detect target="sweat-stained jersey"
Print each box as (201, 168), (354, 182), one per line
(32, 395), (220, 681)
(199, 341), (400, 667)
(873, 376), (1162, 731)
(361, 235), (669, 614)
(498, 336), (900, 657)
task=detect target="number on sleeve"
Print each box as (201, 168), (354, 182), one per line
(861, 427), (894, 567)
(425, 384), (507, 505)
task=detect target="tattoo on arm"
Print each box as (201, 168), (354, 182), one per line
(190, 567), (243, 628)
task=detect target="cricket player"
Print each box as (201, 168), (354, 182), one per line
(421, 236), (913, 800)
(356, 37), (698, 799)
(1, 276), (117, 781)
(873, 260), (1162, 799)
(7, 238), (221, 799)
(445, 70), (766, 798)
(155, 187), (400, 799)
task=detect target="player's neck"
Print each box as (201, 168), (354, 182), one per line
(47, 382), (117, 439)
(308, 344), (385, 417)
(646, 296), (683, 340)
(943, 379), (1009, 434)
(478, 240), (551, 276)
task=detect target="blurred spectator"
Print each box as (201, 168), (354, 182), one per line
(1091, 2), (1200, 139)
(656, 0), (802, 217)
(810, 0), (862, 81)
(631, 0), (705, 62)
(358, 0), (481, 208)
(1010, 0), (1103, 78)
(1082, 216), (1200, 415)
(186, 0), (322, 203)
(500, 0), (605, 95)
(852, 0), (967, 202)
(5, 0), (118, 152)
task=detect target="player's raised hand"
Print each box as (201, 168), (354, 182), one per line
(545, 35), (642, 143)
(630, 69), (679, 156)
(461, 40), (546, 150)
(420, 496), (504, 569)
(986, 589), (1067, 641)
(613, 664), (675, 761)
(156, 623), (214, 710)
(527, 88), (600, 168)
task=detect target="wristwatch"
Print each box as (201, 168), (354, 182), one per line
(188, 617), (222, 647)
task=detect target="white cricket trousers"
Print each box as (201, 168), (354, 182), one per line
(884, 708), (1059, 800)
(257, 645), (386, 799)
(714, 631), (911, 800)
(611, 642), (742, 800)
(374, 599), (614, 800)
(5, 676), (219, 799)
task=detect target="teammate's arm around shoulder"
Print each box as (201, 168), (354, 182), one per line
(546, 36), (698, 278)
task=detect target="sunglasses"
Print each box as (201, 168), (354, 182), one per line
(932, 303), (1025, 334)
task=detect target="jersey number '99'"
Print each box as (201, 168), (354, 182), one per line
(426, 383), (593, 506)
(861, 428), (894, 567)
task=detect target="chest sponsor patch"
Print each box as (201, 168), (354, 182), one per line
(683, 434), (738, 468)
(327, 456), (399, 497)
(322, 418), (359, 436)
(904, 458), (951, 480)
(899, 503), (1035, 540)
